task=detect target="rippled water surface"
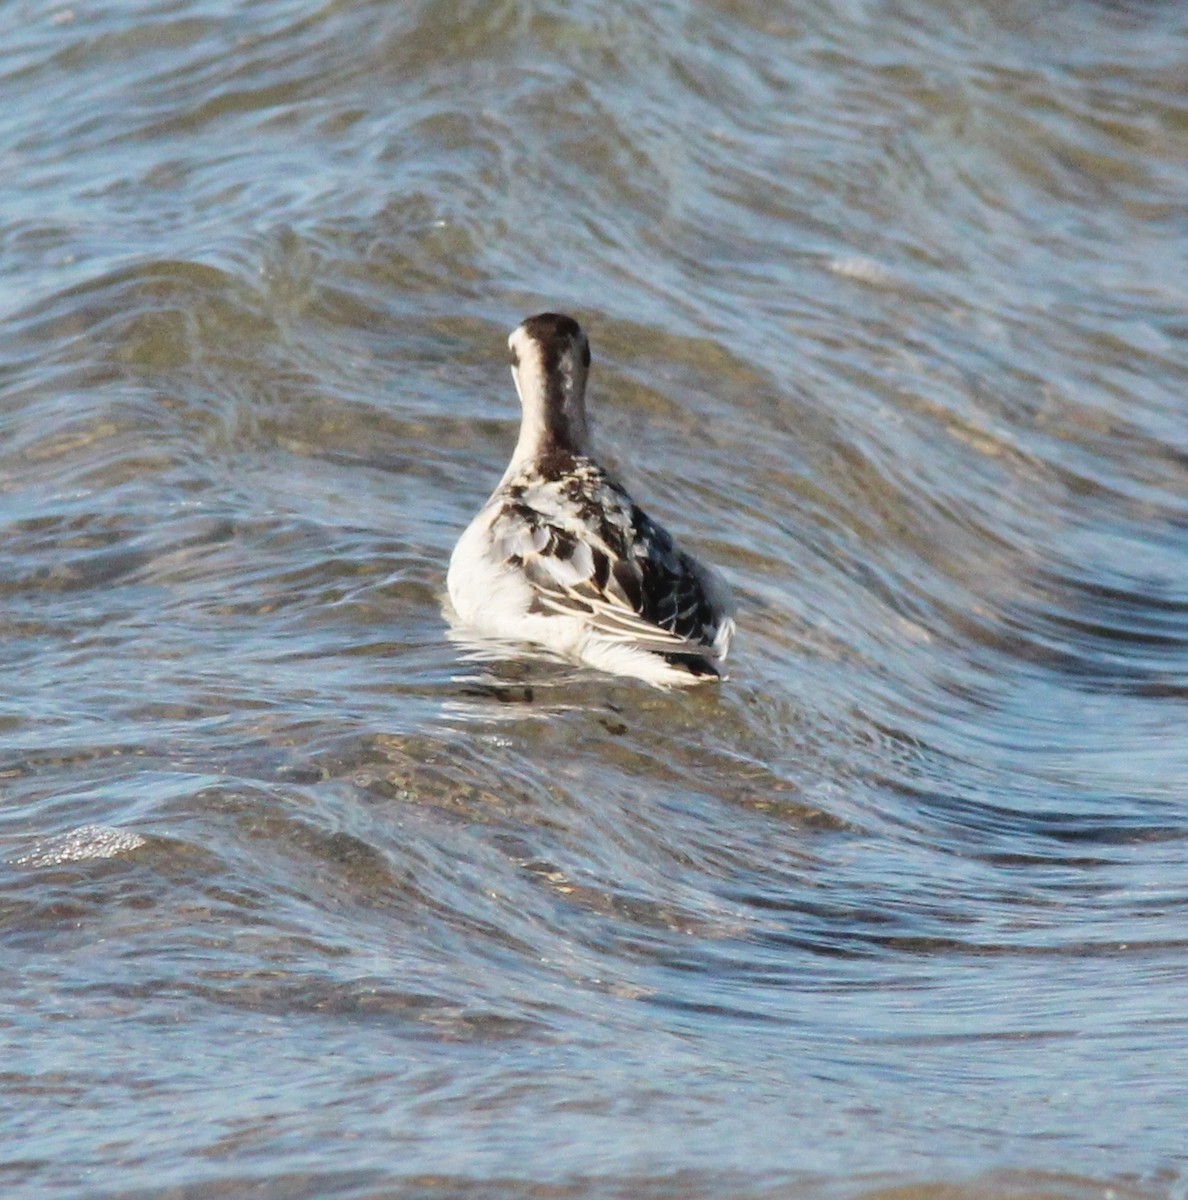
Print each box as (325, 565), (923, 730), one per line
(3, 0), (1188, 1196)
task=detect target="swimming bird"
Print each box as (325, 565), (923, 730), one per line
(446, 313), (735, 686)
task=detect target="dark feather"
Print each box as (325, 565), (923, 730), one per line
(489, 455), (729, 666)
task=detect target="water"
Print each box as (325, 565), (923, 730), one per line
(2, 0), (1187, 1196)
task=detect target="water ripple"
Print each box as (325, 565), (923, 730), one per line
(2, 0), (1188, 1195)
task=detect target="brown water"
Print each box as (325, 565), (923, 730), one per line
(3, 1), (1188, 1197)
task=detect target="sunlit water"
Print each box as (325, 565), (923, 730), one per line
(3, 0), (1187, 1197)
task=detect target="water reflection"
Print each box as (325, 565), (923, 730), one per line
(2, 0), (1188, 1195)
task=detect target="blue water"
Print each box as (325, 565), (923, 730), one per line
(2, 0), (1187, 1197)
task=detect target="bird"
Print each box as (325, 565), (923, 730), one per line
(446, 312), (735, 687)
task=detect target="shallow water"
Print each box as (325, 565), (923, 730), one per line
(3, 0), (1188, 1197)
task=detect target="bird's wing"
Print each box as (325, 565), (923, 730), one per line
(490, 485), (730, 660)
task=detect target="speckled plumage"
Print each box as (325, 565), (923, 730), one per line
(447, 313), (735, 686)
